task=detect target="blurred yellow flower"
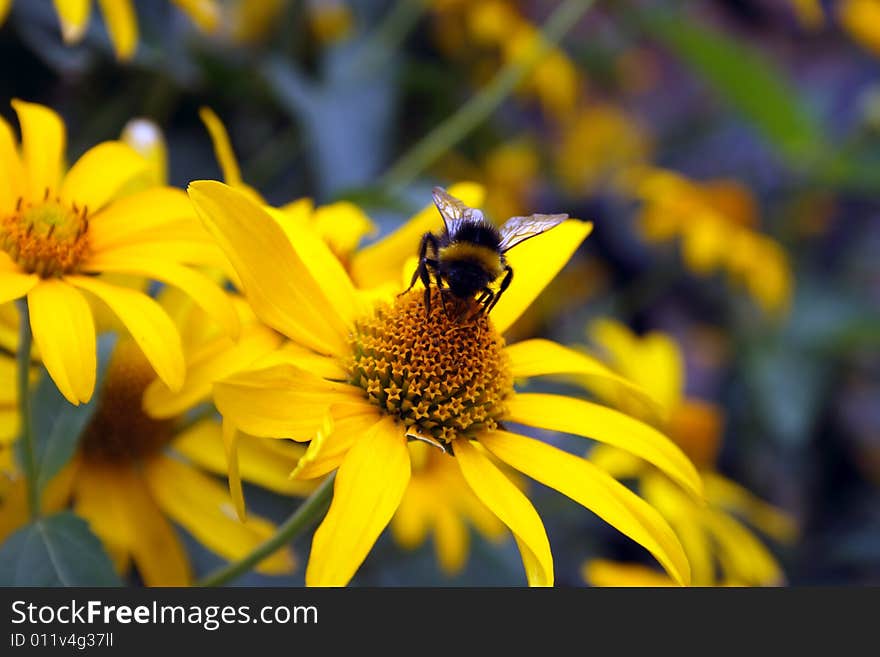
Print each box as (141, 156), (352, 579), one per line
(0, 100), (236, 405)
(0, 0), (222, 60)
(188, 179), (705, 587)
(788, 0), (825, 30)
(306, 0), (352, 45)
(77, 339), (295, 585)
(632, 168), (793, 315)
(788, 0), (880, 57)
(0, 294), (301, 584)
(432, 0), (582, 121)
(555, 104), (653, 195)
(579, 319), (798, 586)
(838, 0), (880, 56)
(391, 441), (507, 576)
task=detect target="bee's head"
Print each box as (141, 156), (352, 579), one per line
(443, 260), (492, 299)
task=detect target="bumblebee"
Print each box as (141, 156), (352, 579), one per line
(403, 187), (568, 317)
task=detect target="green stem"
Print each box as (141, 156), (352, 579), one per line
(380, 0), (594, 192)
(198, 472), (336, 586)
(15, 299), (39, 519)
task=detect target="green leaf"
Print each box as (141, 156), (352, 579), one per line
(28, 335), (115, 492)
(0, 512), (122, 586)
(637, 9), (825, 165)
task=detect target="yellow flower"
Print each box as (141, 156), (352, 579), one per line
(788, 0), (880, 56)
(432, 0), (582, 121)
(306, 0), (353, 45)
(788, 0), (825, 30)
(0, 0), (221, 60)
(632, 167), (793, 315)
(555, 104), (653, 195)
(579, 319), (798, 586)
(69, 339), (296, 585)
(838, 0), (880, 56)
(1, 293), (300, 584)
(188, 180), (705, 587)
(0, 100), (237, 405)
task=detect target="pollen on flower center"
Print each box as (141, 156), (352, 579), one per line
(1, 195), (91, 277)
(347, 288), (513, 444)
(80, 342), (175, 464)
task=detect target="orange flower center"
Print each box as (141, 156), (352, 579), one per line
(348, 288), (512, 445)
(1, 194), (91, 277)
(80, 342), (175, 464)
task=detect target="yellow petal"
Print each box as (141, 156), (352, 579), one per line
(454, 438), (553, 587)
(96, 0), (138, 60)
(702, 472), (799, 543)
(390, 482), (430, 550)
(480, 430), (690, 586)
(92, 233), (229, 270)
(587, 444), (644, 480)
(506, 393), (703, 500)
(491, 220), (593, 334)
(146, 455), (294, 575)
(108, 463), (191, 586)
(289, 409), (380, 480)
(173, 0), (221, 33)
(0, 0), (12, 25)
(434, 503), (469, 575)
(306, 416), (410, 586)
(12, 99), (66, 200)
(0, 271), (40, 305)
(72, 460), (135, 574)
(701, 507), (784, 585)
(188, 180), (352, 355)
(212, 363), (364, 439)
(84, 251), (239, 338)
(349, 181), (485, 289)
(0, 478), (30, 545)
(582, 559), (675, 587)
(311, 201), (377, 261)
(144, 324), (281, 419)
(505, 338), (661, 417)
(588, 318), (684, 415)
(221, 418), (245, 521)
(52, 0), (91, 43)
(173, 419), (314, 497)
(641, 473), (715, 586)
(266, 203), (367, 328)
(87, 187), (199, 253)
(251, 341), (348, 380)
(198, 107), (245, 189)
(0, 116), (25, 215)
(60, 141), (147, 214)
(28, 280), (96, 404)
(67, 275), (184, 391)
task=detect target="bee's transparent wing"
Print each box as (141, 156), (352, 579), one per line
(432, 186), (484, 235)
(498, 213), (568, 252)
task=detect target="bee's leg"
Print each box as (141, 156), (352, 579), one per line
(469, 287), (494, 321)
(401, 233), (440, 317)
(401, 233), (433, 295)
(424, 235), (441, 316)
(485, 265), (513, 315)
(434, 268), (452, 320)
